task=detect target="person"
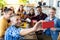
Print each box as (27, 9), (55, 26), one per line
(35, 6), (47, 21)
(4, 15), (45, 40)
(1, 7), (8, 15)
(45, 7), (60, 40)
(16, 5), (26, 19)
(0, 8), (13, 40)
(26, 8), (36, 27)
(35, 6), (47, 40)
(27, 8), (35, 20)
(9, 6), (15, 14)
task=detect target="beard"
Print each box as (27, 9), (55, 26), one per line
(15, 23), (20, 28)
(15, 25), (20, 28)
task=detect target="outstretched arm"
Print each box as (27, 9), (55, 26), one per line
(20, 20), (42, 36)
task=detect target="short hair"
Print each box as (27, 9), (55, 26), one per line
(51, 7), (56, 11)
(36, 6), (41, 8)
(4, 8), (12, 13)
(10, 14), (21, 21)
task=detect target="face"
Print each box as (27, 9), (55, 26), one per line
(6, 11), (13, 19)
(13, 16), (21, 27)
(19, 6), (23, 11)
(36, 8), (42, 13)
(30, 9), (34, 14)
(49, 9), (56, 16)
(10, 7), (14, 10)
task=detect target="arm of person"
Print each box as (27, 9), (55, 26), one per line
(20, 20), (43, 36)
(0, 19), (8, 37)
(50, 19), (60, 31)
(9, 20), (44, 37)
(56, 19), (60, 31)
(20, 21), (43, 36)
(20, 28), (35, 36)
(8, 27), (35, 37)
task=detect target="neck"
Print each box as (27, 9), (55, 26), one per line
(40, 13), (42, 16)
(20, 10), (23, 12)
(50, 15), (55, 18)
(30, 13), (33, 14)
(11, 23), (19, 28)
(50, 15), (55, 20)
(3, 15), (8, 20)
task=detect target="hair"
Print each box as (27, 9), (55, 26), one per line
(10, 6), (15, 13)
(4, 8), (12, 13)
(30, 8), (34, 11)
(10, 15), (16, 22)
(51, 7), (56, 11)
(20, 5), (24, 7)
(36, 6), (42, 8)
(29, 8), (35, 14)
(10, 14), (21, 21)
(18, 5), (24, 12)
(1, 7), (7, 12)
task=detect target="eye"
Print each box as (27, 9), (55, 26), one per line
(51, 12), (55, 13)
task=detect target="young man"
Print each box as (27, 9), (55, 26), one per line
(0, 8), (13, 40)
(35, 6), (47, 40)
(35, 6), (47, 21)
(45, 7), (60, 40)
(4, 15), (44, 40)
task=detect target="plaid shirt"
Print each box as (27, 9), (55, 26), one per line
(4, 25), (24, 40)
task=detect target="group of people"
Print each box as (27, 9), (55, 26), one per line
(0, 5), (60, 40)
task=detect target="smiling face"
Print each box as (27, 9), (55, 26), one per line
(30, 8), (34, 14)
(10, 16), (21, 27)
(49, 8), (56, 17)
(19, 5), (24, 12)
(4, 8), (13, 20)
(6, 11), (13, 19)
(36, 7), (42, 14)
(15, 16), (21, 27)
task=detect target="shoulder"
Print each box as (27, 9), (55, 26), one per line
(5, 25), (16, 35)
(54, 17), (60, 20)
(45, 16), (49, 19)
(55, 17), (60, 22)
(43, 13), (47, 16)
(0, 16), (4, 20)
(0, 16), (7, 23)
(6, 25), (15, 31)
(45, 17), (50, 21)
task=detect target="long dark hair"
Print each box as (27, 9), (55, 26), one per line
(18, 5), (24, 12)
(29, 8), (35, 15)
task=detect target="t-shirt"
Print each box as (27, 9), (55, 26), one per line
(0, 16), (9, 37)
(4, 25), (24, 40)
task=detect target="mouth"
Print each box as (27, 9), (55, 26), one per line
(17, 22), (21, 25)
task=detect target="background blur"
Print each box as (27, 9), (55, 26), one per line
(0, 0), (60, 18)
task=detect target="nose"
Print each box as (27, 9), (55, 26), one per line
(18, 20), (21, 23)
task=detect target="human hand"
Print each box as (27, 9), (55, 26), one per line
(50, 28), (56, 31)
(33, 20), (46, 31)
(33, 20), (42, 31)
